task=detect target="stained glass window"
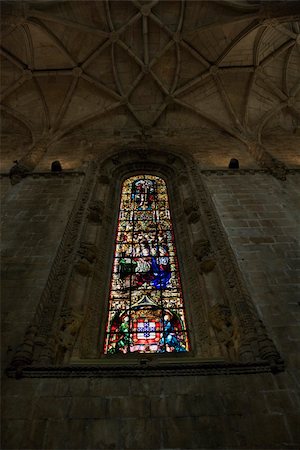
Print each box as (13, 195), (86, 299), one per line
(104, 175), (189, 354)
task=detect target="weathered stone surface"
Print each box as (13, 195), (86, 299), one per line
(108, 396), (150, 419)
(43, 419), (88, 449)
(120, 418), (161, 449)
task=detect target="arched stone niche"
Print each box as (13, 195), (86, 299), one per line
(8, 149), (284, 377)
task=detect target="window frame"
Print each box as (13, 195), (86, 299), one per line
(103, 173), (191, 356)
(7, 149), (284, 378)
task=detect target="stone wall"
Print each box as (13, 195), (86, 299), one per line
(1, 174), (84, 368)
(1, 170), (300, 449)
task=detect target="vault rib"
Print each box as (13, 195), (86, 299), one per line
(244, 25), (268, 127)
(174, 98), (244, 143)
(27, 10), (109, 37)
(179, 39), (210, 68)
(117, 40), (144, 67)
(257, 101), (285, 142)
(81, 73), (122, 101)
(184, 14), (259, 37)
(21, 24), (34, 69)
(32, 69), (73, 77)
(81, 39), (111, 70)
(257, 70), (288, 102)
(214, 73), (243, 131)
(51, 77), (79, 132)
(177, 0), (185, 33)
(150, 69), (169, 95)
(275, 24), (298, 40)
(33, 77), (50, 131)
(149, 40), (175, 69)
(126, 72), (145, 98)
(0, 104), (36, 143)
(27, 17), (77, 66)
(143, 15), (149, 65)
(0, 46), (26, 70)
(171, 43), (181, 94)
(283, 46), (293, 95)
(52, 101), (122, 142)
(126, 102), (145, 127)
(149, 101), (168, 127)
(290, 79), (300, 97)
(111, 44), (124, 96)
(105, 0), (114, 31)
(116, 12), (141, 36)
(216, 19), (260, 66)
(260, 39), (295, 67)
(0, 74), (27, 102)
(173, 70), (210, 97)
(219, 66), (254, 73)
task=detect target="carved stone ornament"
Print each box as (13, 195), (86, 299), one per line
(9, 161), (31, 185)
(7, 150), (284, 378)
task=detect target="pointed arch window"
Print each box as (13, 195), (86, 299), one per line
(104, 175), (190, 354)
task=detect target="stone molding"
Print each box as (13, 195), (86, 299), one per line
(7, 360), (284, 379)
(1, 168), (300, 180)
(7, 149), (284, 378)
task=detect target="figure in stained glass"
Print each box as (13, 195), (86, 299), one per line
(104, 175), (189, 354)
(159, 313), (187, 352)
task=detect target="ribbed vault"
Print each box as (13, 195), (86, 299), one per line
(1, 0), (300, 172)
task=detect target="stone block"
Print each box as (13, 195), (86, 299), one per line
(129, 377), (162, 396)
(70, 397), (107, 419)
(2, 379), (40, 397)
(32, 396), (71, 419)
(88, 378), (131, 396)
(162, 416), (225, 449)
(150, 395), (197, 418)
(2, 396), (34, 419)
(44, 419), (87, 449)
(264, 390), (297, 414)
(1, 419), (25, 450)
(286, 414), (300, 444)
(21, 419), (47, 449)
(250, 413), (292, 448)
(120, 418), (161, 449)
(55, 379), (90, 397)
(108, 396), (150, 418)
(85, 418), (121, 449)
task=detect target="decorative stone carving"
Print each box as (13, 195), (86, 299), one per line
(9, 161), (31, 185)
(11, 325), (37, 368)
(98, 174), (111, 184)
(57, 309), (84, 356)
(199, 259), (216, 273)
(193, 239), (211, 261)
(183, 197), (200, 223)
(183, 197), (197, 215)
(209, 304), (239, 361)
(6, 152), (284, 377)
(87, 200), (105, 223)
(74, 242), (98, 276)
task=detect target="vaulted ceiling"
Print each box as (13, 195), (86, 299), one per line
(1, 0), (300, 171)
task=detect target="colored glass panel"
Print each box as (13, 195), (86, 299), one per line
(104, 175), (189, 354)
